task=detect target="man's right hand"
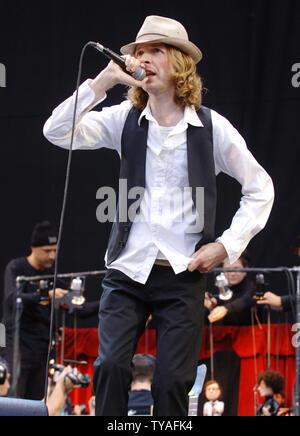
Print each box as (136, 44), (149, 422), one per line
(89, 55), (146, 101)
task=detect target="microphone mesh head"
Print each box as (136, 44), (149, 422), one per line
(132, 67), (146, 81)
(256, 274), (264, 284)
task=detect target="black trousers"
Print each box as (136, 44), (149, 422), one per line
(93, 265), (205, 416)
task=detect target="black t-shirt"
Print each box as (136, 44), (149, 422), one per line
(127, 390), (153, 416)
(2, 257), (54, 363)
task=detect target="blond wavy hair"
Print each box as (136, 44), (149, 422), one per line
(126, 44), (203, 110)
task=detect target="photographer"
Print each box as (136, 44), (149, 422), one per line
(0, 357), (11, 397)
(1, 221), (69, 400)
(47, 365), (73, 416)
(47, 363), (91, 416)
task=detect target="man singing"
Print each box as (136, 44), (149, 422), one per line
(43, 16), (274, 415)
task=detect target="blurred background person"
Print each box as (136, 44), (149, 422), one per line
(47, 364), (90, 416)
(128, 353), (155, 416)
(0, 357), (11, 397)
(1, 221), (69, 400)
(207, 251), (256, 325)
(256, 369), (285, 416)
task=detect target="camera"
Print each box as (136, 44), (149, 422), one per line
(215, 273), (233, 301)
(49, 362), (91, 389)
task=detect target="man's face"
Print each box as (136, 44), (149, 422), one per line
(258, 380), (273, 398)
(134, 43), (174, 95)
(223, 259), (246, 287)
(31, 245), (57, 270)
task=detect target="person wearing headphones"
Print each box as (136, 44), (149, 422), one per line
(0, 357), (11, 397)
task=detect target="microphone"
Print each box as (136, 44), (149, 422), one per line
(89, 42), (146, 81)
(254, 273), (267, 300)
(215, 273), (233, 301)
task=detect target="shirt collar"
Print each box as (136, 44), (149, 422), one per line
(138, 102), (155, 126)
(138, 101), (204, 128)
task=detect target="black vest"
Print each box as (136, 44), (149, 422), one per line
(106, 106), (217, 265)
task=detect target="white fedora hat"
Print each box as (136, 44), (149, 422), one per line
(120, 15), (203, 64)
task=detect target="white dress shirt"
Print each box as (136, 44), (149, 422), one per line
(43, 80), (274, 284)
(203, 400), (225, 416)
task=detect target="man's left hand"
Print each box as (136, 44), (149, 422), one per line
(188, 242), (228, 273)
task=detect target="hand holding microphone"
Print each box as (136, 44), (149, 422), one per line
(89, 42), (146, 97)
(90, 42), (146, 80)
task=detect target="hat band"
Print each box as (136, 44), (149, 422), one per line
(136, 33), (172, 41)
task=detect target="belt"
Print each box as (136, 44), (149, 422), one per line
(154, 259), (171, 267)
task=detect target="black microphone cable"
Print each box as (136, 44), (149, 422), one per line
(43, 41), (96, 403)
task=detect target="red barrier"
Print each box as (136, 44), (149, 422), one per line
(61, 324), (295, 416)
